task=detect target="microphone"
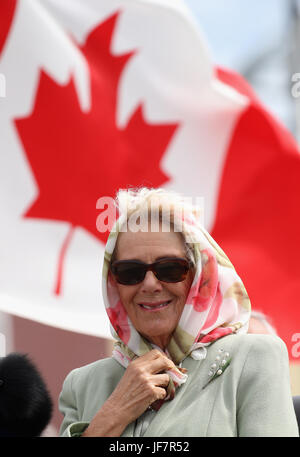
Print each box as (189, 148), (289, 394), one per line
(0, 352), (53, 437)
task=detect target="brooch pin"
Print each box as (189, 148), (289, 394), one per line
(202, 348), (231, 390)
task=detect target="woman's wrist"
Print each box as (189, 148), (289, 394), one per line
(81, 400), (129, 437)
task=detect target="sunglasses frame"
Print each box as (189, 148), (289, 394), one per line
(110, 257), (191, 285)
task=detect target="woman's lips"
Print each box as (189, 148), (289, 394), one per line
(138, 300), (172, 311)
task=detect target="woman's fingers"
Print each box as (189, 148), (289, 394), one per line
(150, 373), (170, 388)
(153, 386), (168, 401)
(132, 349), (175, 374)
(141, 356), (174, 375)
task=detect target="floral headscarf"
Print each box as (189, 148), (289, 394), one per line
(102, 207), (251, 409)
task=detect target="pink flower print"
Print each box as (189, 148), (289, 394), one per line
(192, 249), (218, 312)
(201, 282), (223, 332)
(186, 279), (201, 304)
(199, 327), (233, 344)
(107, 300), (131, 344)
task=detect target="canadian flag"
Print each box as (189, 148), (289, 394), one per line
(1, 0), (300, 360)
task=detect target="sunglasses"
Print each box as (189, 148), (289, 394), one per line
(110, 257), (191, 285)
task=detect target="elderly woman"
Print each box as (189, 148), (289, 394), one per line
(59, 188), (298, 437)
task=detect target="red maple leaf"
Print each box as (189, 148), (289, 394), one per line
(0, 0), (17, 55)
(15, 12), (178, 295)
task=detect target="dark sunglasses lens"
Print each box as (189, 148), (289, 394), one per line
(155, 261), (189, 282)
(112, 259), (190, 285)
(113, 263), (146, 285)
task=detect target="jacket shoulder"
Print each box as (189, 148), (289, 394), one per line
(205, 333), (289, 376)
(213, 332), (288, 355)
(233, 333), (288, 360)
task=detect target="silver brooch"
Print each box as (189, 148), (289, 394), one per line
(202, 348), (231, 390)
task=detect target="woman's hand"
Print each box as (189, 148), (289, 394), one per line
(82, 349), (175, 437)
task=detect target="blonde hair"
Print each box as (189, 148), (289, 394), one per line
(112, 187), (203, 265)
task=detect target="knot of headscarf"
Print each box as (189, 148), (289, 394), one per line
(102, 214), (251, 410)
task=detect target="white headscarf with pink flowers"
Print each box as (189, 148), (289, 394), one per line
(102, 205), (251, 408)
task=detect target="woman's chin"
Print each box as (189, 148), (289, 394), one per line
(139, 325), (175, 349)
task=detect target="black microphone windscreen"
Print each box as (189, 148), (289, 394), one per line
(0, 352), (53, 437)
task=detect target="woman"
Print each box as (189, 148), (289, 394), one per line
(59, 187), (299, 437)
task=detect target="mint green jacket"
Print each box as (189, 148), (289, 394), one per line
(58, 334), (299, 437)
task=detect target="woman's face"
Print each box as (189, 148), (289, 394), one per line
(113, 227), (194, 349)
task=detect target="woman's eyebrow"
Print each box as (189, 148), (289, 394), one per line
(115, 258), (141, 262)
(154, 255), (185, 261)
(116, 255), (185, 262)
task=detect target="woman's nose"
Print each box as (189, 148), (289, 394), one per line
(140, 270), (163, 292)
